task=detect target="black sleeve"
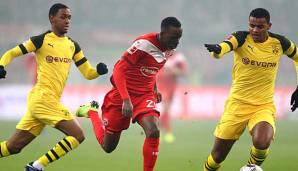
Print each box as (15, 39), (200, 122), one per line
(232, 31), (249, 47)
(30, 30), (50, 50)
(269, 32), (292, 53)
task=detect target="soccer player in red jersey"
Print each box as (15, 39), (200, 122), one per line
(77, 17), (182, 171)
(157, 52), (187, 143)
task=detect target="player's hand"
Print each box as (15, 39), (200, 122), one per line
(0, 65), (7, 79)
(122, 99), (133, 118)
(204, 44), (222, 54)
(156, 92), (162, 103)
(290, 86), (298, 112)
(96, 62), (108, 75)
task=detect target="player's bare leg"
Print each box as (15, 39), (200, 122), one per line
(139, 115), (160, 171)
(248, 121), (273, 165)
(28, 120), (85, 170)
(0, 130), (36, 158)
(203, 138), (235, 171)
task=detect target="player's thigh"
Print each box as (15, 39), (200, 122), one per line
(6, 129), (36, 153)
(137, 112), (160, 138)
(101, 92), (131, 133)
(248, 106), (276, 144)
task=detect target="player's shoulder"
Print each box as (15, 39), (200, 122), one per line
(30, 30), (51, 49)
(67, 36), (81, 54)
(231, 31), (250, 47)
(136, 32), (158, 41)
(268, 32), (291, 51)
(133, 32), (164, 50)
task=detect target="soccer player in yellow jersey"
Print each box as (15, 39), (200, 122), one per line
(0, 3), (108, 171)
(203, 8), (298, 171)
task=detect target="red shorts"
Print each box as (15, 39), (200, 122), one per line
(101, 88), (160, 133)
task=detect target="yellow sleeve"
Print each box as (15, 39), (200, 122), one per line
(73, 51), (99, 80)
(212, 31), (247, 59)
(284, 41), (298, 62)
(0, 39), (36, 67)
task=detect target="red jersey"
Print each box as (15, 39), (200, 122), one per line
(111, 33), (175, 100)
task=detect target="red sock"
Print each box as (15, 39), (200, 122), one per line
(88, 110), (105, 145)
(143, 138), (159, 171)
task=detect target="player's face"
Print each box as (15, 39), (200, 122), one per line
(160, 26), (183, 50)
(248, 16), (271, 43)
(50, 8), (71, 36)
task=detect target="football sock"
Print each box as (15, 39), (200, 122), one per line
(143, 138), (159, 171)
(35, 136), (79, 167)
(89, 110), (105, 145)
(204, 154), (220, 171)
(248, 146), (269, 166)
(0, 141), (11, 157)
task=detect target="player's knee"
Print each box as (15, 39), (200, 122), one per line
(102, 145), (116, 153)
(73, 131), (85, 144)
(253, 138), (271, 150)
(145, 127), (160, 138)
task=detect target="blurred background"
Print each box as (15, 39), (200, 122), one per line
(0, 0), (297, 171)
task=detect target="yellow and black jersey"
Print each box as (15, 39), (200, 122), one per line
(0, 31), (99, 99)
(214, 31), (298, 105)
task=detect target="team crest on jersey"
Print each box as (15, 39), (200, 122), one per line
(272, 45), (279, 55)
(140, 66), (159, 77)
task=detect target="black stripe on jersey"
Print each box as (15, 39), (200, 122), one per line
(45, 153), (53, 162)
(30, 30), (51, 50)
(18, 44), (28, 54)
(288, 46), (297, 58)
(232, 31), (249, 47)
(58, 142), (69, 153)
(75, 57), (87, 67)
(269, 32), (291, 53)
(50, 149), (59, 160)
(68, 37), (82, 58)
(223, 41), (233, 51)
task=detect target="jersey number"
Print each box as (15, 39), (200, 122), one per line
(146, 100), (156, 108)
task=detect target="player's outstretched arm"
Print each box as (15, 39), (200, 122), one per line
(0, 45), (30, 78)
(74, 57), (108, 80)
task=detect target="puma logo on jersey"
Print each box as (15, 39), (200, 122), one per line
(247, 45), (254, 52)
(48, 43), (54, 48)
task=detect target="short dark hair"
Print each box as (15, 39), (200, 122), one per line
(249, 8), (270, 23)
(49, 3), (69, 17)
(161, 17), (181, 30)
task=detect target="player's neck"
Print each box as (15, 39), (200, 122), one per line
(51, 28), (65, 37)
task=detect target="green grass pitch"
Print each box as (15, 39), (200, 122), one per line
(0, 119), (297, 171)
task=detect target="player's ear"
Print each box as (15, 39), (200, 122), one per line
(268, 22), (272, 30)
